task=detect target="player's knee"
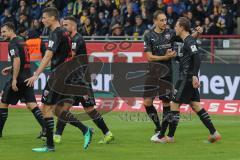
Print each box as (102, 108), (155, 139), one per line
(42, 105), (53, 117)
(190, 102), (202, 112)
(53, 105), (70, 117)
(84, 106), (94, 113)
(0, 102), (9, 108)
(162, 100), (170, 107)
(170, 101), (180, 111)
(26, 102), (37, 111)
(143, 98), (153, 107)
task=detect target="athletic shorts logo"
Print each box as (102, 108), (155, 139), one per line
(83, 95), (89, 101)
(44, 90), (49, 97)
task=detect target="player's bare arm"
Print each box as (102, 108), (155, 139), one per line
(146, 49), (176, 61)
(191, 26), (203, 38)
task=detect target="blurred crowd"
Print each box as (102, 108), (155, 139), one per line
(0, 0), (240, 37)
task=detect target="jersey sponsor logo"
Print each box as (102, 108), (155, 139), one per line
(48, 40), (54, 48)
(72, 42), (77, 50)
(10, 49), (15, 56)
(190, 45), (198, 52)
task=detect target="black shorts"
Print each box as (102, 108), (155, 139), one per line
(41, 82), (73, 106)
(1, 80), (36, 105)
(173, 78), (200, 104)
(41, 82), (96, 107)
(71, 83), (96, 107)
(143, 75), (174, 102)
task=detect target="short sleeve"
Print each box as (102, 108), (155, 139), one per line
(143, 33), (152, 52)
(47, 31), (61, 54)
(9, 44), (20, 58)
(187, 40), (199, 56)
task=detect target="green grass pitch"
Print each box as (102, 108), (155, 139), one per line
(0, 108), (240, 160)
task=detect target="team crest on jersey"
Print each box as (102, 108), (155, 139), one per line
(165, 34), (171, 40)
(83, 95), (89, 101)
(44, 90), (49, 97)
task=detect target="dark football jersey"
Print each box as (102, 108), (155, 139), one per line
(143, 28), (180, 77)
(71, 33), (87, 56)
(47, 27), (72, 71)
(8, 36), (31, 82)
(178, 35), (201, 77)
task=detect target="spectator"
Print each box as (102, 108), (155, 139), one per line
(73, 0), (87, 17)
(119, 0), (127, 16)
(17, 13), (30, 33)
(213, 0), (222, 16)
(187, 11), (196, 28)
(89, 0), (100, 12)
(142, 0), (157, 24)
(170, 0), (186, 16)
(79, 17), (95, 36)
(110, 8), (124, 28)
(129, 0), (141, 15)
(30, 19), (43, 35)
(111, 23), (124, 36)
(0, 8), (16, 26)
(124, 18), (134, 36)
(132, 15), (148, 36)
(36, 0), (48, 6)
(89, 5), (98, 24)
(123, 3), (136, 25)
(96, 12), (109, 35)
(80, 9), (89, 24)
(16, 0), (30, 21)
(29, 1), (42, 20)
(216, 5), (235, 34)
(166, 5), (178, 29)
(203, 17), (220, 35)
(100, 0), (116, 19)
(62, 1), (74, 17)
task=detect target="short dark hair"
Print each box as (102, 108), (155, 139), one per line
(63, 16), (77, 24)
(135, 15), (142, 19)
(1, 22), (15, 32)
(42, 7), (59, 20)
(153, 10), (165, 20)
(177, 17), (191, 32)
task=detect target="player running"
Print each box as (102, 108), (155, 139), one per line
(159, 17), (221, 143)
(53, 16), (114, 144)
(25, 7), (93, 152)
(0, 22), (46, 138)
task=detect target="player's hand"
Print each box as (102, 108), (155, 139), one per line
(1, 67), (12, 76)
(166, 49), (176, 58)
(24, 74), (38, 87)
(195, 26), (203, 34)
(192, 76), (200, 88)
(12, 79), (18, 92)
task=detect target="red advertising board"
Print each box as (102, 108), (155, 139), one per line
(0, 41), (147, 62)
(9, 97), (240, 115)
